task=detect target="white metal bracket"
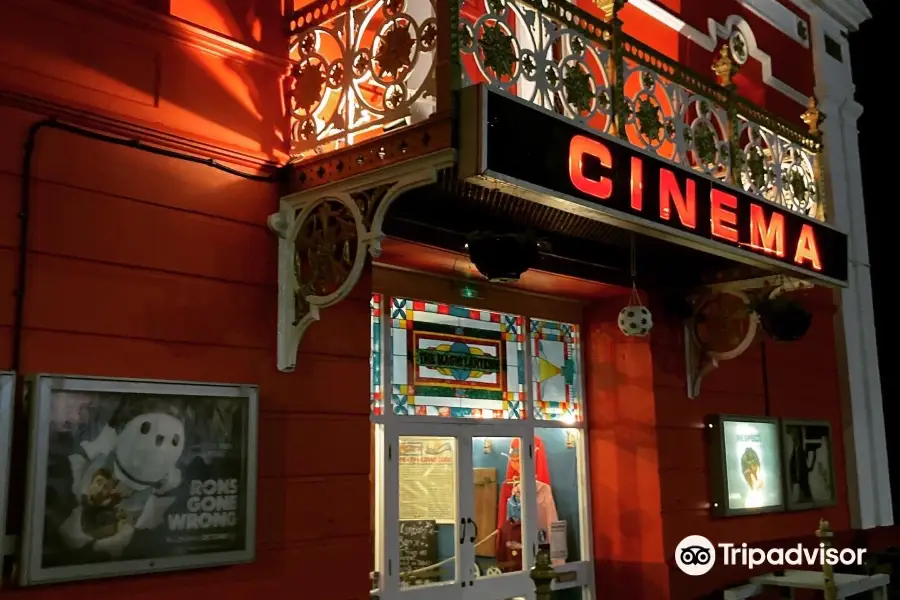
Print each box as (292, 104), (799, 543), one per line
(685, 275), (813, 399)
(267, 149), (456, 372)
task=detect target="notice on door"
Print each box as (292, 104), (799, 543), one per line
(399, 437), (455, 524)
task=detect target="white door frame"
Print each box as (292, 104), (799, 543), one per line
(383, 422), (467, 600)
(371, 291), (596, 600)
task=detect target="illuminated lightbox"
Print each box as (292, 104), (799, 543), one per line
(708, 415), (784, 516)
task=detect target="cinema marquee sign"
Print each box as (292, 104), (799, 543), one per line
(459, 87), (848, 285)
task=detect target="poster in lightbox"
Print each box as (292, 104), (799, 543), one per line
(19, 374), (259, 586)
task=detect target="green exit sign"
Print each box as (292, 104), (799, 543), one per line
(459, 282), (482, 300)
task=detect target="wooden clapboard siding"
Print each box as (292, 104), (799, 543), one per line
(648, 288), (853, 599)
(0, 1), (370, 598)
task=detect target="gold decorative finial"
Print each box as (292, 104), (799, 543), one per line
(816, 518), (832, 539)
(712, 44), (734, 86)
(802, 96), (821, 135)
(592, 0), (615, 20)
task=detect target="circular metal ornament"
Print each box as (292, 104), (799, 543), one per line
(728, 29), (749, 65)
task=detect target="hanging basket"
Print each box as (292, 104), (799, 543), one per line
(618, 285), (653, 337)
(755, 295), (812, 342)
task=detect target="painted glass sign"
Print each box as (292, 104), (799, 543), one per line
(377, 296), (583, 423)
(530, 319), (582, 422)
(464, 89), (848, 285)
(371, 293), (383, 416)
(389, 297), (525, 418)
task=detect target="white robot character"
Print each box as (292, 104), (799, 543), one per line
(60, 400), (186, 558)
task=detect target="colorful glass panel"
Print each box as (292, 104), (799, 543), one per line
(390, 297), (525, 419)
(370, 293), (383, 415)
(530, 319), (582, 422)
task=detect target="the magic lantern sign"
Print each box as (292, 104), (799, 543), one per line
(460, 88), (848, 285)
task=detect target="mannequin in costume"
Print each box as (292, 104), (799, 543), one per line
(496, 437), (560, 570)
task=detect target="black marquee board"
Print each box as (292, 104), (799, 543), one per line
(458, 85), (848, 286)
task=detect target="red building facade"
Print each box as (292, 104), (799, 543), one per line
(0, 1), (889, 599)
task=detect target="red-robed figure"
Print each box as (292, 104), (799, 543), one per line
(494, 437), (559, 571)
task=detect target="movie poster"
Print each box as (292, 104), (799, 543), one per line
(722, 419), (782, 511)
(23, 379), (257, 584)
(783, 421), (835, 509)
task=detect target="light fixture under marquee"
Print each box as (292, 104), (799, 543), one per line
(618, 234), (653, 338)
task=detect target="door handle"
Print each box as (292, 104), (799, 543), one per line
(467, 517), (478, 544)
(459, 518), (467, 544)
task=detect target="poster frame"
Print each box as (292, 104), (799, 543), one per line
(0, 373), (15, 580)
(781, 418), (837, 511)
(707, 414), (785, 517)
(19, 374), (259, 586)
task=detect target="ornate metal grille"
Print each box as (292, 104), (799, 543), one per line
(288, 0), (825, 220)
(288, 0), (439, 161)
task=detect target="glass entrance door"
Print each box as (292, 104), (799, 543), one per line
(460, 424), (534, 600)
(383, 424), (539, 600)
(385, 424), (466, 600)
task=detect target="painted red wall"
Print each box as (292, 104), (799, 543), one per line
(585, 288), (863, 599)
(0, 1), (371, 598)
(651, 288), (851, 598)
(585, 298), (669, 600)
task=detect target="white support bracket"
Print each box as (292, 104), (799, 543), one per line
(267, 149), (456, 373)
(685, 276), (813, 399)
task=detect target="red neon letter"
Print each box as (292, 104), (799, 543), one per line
(659, 169), (697, 228)
(710, 189), (739, 243)
(709, 188), (739, 243)
(794, 224), (823, 271)
(631, 156), (644, 211)
(749, 204), (785, 257)
(569, 135), (612, 200)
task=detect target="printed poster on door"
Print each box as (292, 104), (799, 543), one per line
(399, 437), (455, 524)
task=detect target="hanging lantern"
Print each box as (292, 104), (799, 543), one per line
(618, 285), (653, 337)
(619, 235), (653, 337)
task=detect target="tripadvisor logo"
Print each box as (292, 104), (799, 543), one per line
(675, 535), (867, 576)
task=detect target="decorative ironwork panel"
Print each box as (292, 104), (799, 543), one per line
(734, 116), (819, 216)
(389, 297), (525, 418)
(456, 0), (823, 220)
(289, 0), (439, 159)
(371, 292), (383, 415)
(459, 0), (615, 134)
(620, 56), (732, 182)
(530, 318), (582, 422)
(288, 0), (824, 221)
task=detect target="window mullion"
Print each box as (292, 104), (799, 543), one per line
(523, 313), (535, 421)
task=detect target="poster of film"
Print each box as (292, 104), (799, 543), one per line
(19, 375), (259, 586)
(782, 419), (836, 510)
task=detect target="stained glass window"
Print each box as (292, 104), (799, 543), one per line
(371, 293), (383, 415)
(530, 319), (582, 422)
(390, 297), (525, 419)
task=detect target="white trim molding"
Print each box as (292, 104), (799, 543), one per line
(628, 0), (809, 105)
(790, 0), (872, 31)
(267, 149), (455, 372)
(739, 0), (810, 48)
(806, 5), (890, 528)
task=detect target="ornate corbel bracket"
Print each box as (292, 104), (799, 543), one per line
(268, 149), (456, 372)
(685, 289), (759, 399)
(684, 276), (812, 399)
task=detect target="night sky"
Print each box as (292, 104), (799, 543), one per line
(850, 0), (895, 513)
